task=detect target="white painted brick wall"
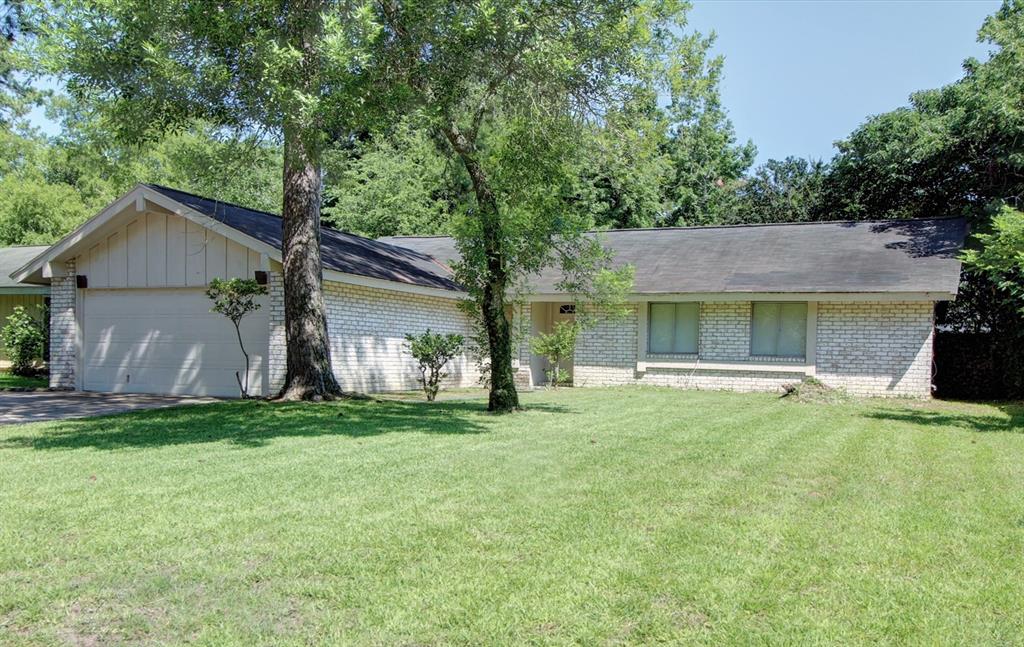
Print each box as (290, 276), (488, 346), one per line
(48, 259), (77, 389)
(816, 301), (934, 397)
(267, 270), (286, 395)
(267, 278), (483, 394)
(323, 281), (482, 392)
(575, 300), (935, 397)
(699, 302), (751, 360)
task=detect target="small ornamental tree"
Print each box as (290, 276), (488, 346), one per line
(206, 278), (267, 398)
(404, 330), (465, 402)
(1, 305), (45, 376)
(530, 321), (581, 388)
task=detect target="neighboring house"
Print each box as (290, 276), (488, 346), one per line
(10, 184), (967, 398)
(0, 245), (50, 365)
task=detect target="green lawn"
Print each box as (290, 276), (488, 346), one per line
(1, 388), (1022, 645)
(0, 372), (47, 389)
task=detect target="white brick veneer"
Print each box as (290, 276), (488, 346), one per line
(815, 301), (933, 397)
(48, 260), (77, 389)
(267, 276), (483, 394)
(574, 301), (935, 397)
(267, 270), (286, 394)
(264, 275), (548, 394)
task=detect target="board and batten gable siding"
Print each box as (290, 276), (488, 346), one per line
(74, 211), (263, 289)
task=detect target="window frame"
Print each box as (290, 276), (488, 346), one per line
(646, 301), (701, 356)
(749, 301), (808, 359)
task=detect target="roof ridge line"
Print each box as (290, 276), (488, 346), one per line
(381, 216), (965, 240)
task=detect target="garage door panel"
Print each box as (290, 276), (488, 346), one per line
(82, 289), (269, 397)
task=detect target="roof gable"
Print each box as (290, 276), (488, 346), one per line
(10, 184), (462, 294)
(144, 185), (461, 292)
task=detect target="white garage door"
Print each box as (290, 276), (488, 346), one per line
(82, 288), (270, 397)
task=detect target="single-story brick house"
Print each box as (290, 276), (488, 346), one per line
(10, 184), (967, 398)
(0, 245), (50, 366)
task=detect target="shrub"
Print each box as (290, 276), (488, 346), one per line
(1, 306), (46, 376)
(206, 278), (267, 398)
(530, 320), (581, 387)
(404, 330), (465, 401)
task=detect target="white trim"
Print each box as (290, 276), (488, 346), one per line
(74, 281), (84, 391)
(636, 359), (809, 374)
(530, 291), (954, 303)
(13, 185), (470, 300)
(10, 185), (282, 285)
(10, 189), (144, 284)
(322, 268), (467, 300)
(806, 302), (818, 377)
(140, 188), (281, 261)
(637, 300), (649, 363)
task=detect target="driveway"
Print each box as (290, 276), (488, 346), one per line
(0, 392), (218, 426)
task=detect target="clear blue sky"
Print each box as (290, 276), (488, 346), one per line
(687, 0), (1000, 165)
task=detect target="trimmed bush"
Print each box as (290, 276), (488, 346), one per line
(405, 330), (464, 401)
(1, 306), (46, 376)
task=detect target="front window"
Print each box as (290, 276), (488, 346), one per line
(750, 302), (807, 357)
(648, 302), (699, 354)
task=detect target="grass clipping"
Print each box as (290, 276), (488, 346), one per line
(780, 377), (852, 404)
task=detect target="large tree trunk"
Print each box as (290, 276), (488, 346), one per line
(278, 128), (343, 400)
(277, 0), (343, 401)
(443, 123), (520, 412)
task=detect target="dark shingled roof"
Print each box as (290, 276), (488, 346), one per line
(382, 218), (968, 295)
(145, 185), (965, 296)
(146, 185), (461, 292)
(0, 246), (49, 288)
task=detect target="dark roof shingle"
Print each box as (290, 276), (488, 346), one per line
(0, 246), (49, 289)
(146, 184), (461, 292)
(382, 218), (967, 295)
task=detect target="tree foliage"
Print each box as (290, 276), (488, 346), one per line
(729, 157), (828, 224)
(821, 1), (1024, 222)
(661, 36), (756, 226)
(323, 119), (457, 237)
(38, 0), (380, 399)
(962, 205), (1024, 315)
(363, 0), (706, 411)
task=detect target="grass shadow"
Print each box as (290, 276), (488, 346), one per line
(863, 401), (1024, 433)
(0, 399), (572, 451)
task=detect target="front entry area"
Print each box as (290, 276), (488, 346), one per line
(529, 302), (576, 386)
(81, 288), (270, 397)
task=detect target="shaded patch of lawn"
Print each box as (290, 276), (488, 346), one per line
(0, 371), (47, 389)
(1, 388), (1022, 645)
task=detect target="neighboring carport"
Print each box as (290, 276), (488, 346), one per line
(0, 245), (49, 367)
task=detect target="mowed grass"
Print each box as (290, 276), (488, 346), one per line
(0, 372), (47, 389)
(1, 388), (1022, 645)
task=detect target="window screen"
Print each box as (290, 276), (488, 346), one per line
(648, 303), (699, 354)
(751, 303), (807, 357)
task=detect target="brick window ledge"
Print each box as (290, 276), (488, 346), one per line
(636, 359), (810, 374)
